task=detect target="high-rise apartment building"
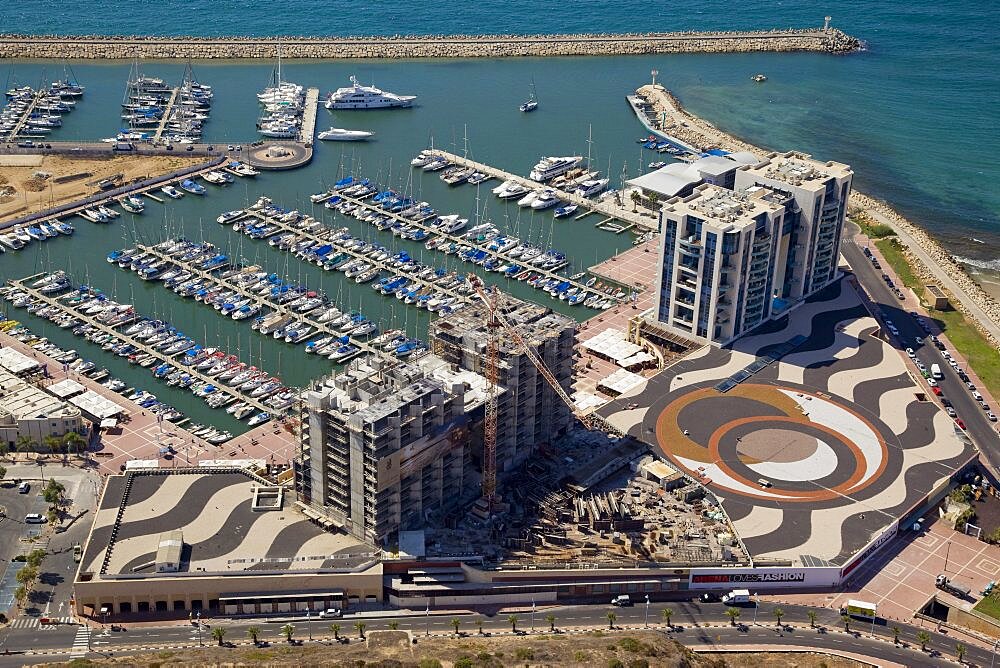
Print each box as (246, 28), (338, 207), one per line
(652, 152), (853, 346)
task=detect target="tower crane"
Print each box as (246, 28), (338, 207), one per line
(468, 275), (620, 508)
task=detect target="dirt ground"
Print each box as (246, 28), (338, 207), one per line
(0, 154), (203, 222)
(41, 630), (866, 667)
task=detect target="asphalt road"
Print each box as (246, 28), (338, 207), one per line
(842, 230), (1000, 459)
(0, 599), (984, 666)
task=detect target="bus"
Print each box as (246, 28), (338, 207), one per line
(842, 599), (877, 620)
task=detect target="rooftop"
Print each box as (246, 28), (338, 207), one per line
(0, 369), (80, 421)
(431, 298), (575, 360)
(80, 469), (372, 580)
(666, 183), (783, 228)
(740, 151), (853, 187)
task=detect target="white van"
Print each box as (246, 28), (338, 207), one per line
(930, 363), (943, 380)
(24, 513), (46, 524)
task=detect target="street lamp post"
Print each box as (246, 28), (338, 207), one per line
(530, 599), (536, 633)
(307, 610), (312, 641)
(425, 603), (430, 636)
(651, 69), (659, 87)
(196, 611), (202, 646)
(752, 593), (758, 626)
(644, 595), (650, 627)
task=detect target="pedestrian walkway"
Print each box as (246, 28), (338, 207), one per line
(69, 626), (90, 658)
(9, 616), (77, 629)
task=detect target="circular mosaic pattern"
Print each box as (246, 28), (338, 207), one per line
(655, 384), (890, 503)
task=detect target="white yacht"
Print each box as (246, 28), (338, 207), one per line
(529, 156), (583, 182)
(324, 76), (416, 109)
(317, 127), (374, 141)
(575, 178), (610, 198)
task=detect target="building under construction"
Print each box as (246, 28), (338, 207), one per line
(296, 353), (491, 546)
(430, 299), (577, 476)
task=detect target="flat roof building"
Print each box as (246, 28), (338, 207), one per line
(650, 152), (853, 346)
(0, 368), (83, 447)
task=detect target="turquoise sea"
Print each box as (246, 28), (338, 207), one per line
(1, 1), (998, 433)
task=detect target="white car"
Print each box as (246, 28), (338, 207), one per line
(319, 608), (342, 619)
(927, 378), (938, 387)
(906, 348), (916, 358)
(988, 412), (997, 422)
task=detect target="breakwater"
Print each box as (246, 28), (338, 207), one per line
(0, 28), (861, 59)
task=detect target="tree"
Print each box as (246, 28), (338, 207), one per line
(43, 478), (65, 504)
(15, 435), (36, 458)
(841, 614), (850, 632)
(891, 625), (900, 644)
(281, 623), (294, 643)
(26, 549), (45, 569)
(388, 621), (399, 630)
(330, 623), (341, 640)
(43, 435), (62, 454)
(354, 621), (366, 639)
(917, 630), (930, 651)
(773, 607), (785, 627)
(475, 619), (483, 635)
(507, 614), (519, 633)
(630, 190), (642, 212)
(13, 585), (27, 607)
(607, 611), (617, 629)
(0, 441), (9, 460)
(956, 642), (966, 662)
(807, 611), (817, 628)
(546, 614), (556, 632)
(212, 627), (226, 646)
(62, 432), (86, 456)
(0, 465), (6, 481)
(247, 626), (260, 645)
(661, 607), (673, 629)
(726, 607), (740, 626)
(450, 618), (460, 636)
(988, 527), (1000, 545)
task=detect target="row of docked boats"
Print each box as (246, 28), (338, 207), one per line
(257, 71), (305, 139)
(118, 64), (212, 144)
(2, 75), (84, 140)
(2, 274), (289, 435)
(0, 220), (74, 253)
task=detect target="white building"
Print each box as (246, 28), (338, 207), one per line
(0, 369), (83, 448)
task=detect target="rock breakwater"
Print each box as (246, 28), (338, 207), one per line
(0, 29), (862, 60)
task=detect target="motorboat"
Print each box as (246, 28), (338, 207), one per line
(161, 185), (183, 199)
(317, 127), (374, 141)
(529, 156), (583, 182)
(530, 190), (560, 210)
(179, 179), (206, 195)
(324, 76), (416, 109)
(554, 204), (578, 218)
(574, 178), (609, 198)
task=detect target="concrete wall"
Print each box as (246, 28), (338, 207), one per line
(0, 29), (862, 60)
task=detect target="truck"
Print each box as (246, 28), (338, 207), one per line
(721, 589), (751, 605)
(841, 599), (877, 620)
(936, 574), (971, 598)
(112, 142), (134, 152)
(931, 363), (943, 380)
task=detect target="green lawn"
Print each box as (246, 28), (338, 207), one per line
(874, 238), (1000, 399)
(974, 595), (1000, 621)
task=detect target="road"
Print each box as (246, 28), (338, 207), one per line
(842, 228), (1000, 461)
(0, 599), (983, 666)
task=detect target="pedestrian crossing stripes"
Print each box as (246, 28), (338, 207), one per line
(8, 616), (76, 629)
(70, 626), (91, 659)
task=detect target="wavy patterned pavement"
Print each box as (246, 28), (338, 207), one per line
(597, 278), (976, 566)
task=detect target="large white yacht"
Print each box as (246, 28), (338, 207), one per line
(317, 127), (374, 141)
(324, 76), (416, 109)
(529, 156), (583, 182)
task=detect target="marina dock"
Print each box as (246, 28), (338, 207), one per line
(6, 91), (42, 140)
(300, 87), (319, 143)
(129, 242), (395, 361)
(151, 87), (180, 144)
(10, 275), (284, 417)
(424, 149), (659, 233)
(326, 188), (615, 304)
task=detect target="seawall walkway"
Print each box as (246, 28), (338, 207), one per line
(0, 28), (861, 59)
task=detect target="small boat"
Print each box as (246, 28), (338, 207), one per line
(554, 204), (578, 218)
(161, 185), (183, 199)
(179, 179), (206, 195)
(317, 127), (374, 141)
(519, 78), (539, 113)
(751, 73), (767, 82)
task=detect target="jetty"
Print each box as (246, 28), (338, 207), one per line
(151, 87), (180, 144)
(10, 275), (284, 416)
(300, 87), (319, 143)
(127, 242), (394, 361)
(6, 90), (42, 140)
(0, 28), (863, 60)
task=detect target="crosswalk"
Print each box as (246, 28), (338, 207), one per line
(70, 626), (91, 659)
(7, 616), (76, 629)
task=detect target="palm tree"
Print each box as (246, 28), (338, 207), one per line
(917, 630), (930, 651)
(330, 623), (341, 640)
(388, 621), (399, 631)
(726, 608), (740, 626)
(475, 619), (483, 635)
(661, 607), (673, 629)
(62, 431), (86, 457)
(773, 607), (785, 628)
(891, 625), (900, 644)
(630, 189), (642, 212)
(354, 622), (366, 639)
(212, 627), (226, 646)
(42, 435), (62, 454)
(507, 614), (518, 633)
(450, 618), (460, 636)
(956, 642), (966, 662)
(841, 614), (850, 632)
(281, 623), (294, 643)
(607, 611), (617, 629)
(546, 614), (555, 632)
(15, 435), (35, 459)
(247, 626), (260, 645)
(807, 611), (817, 628)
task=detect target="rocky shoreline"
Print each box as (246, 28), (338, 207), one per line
(636, 84), (1000, 347)
(0, 28), (862, 59)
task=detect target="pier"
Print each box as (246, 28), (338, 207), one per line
(5, 90), (42, 140)
(128, 242), (394, 361)
(425, 149), (659, 233)
(151, 87), (180, 144)
(10, 275), (284, 416)
(300, 87), (319, 143)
